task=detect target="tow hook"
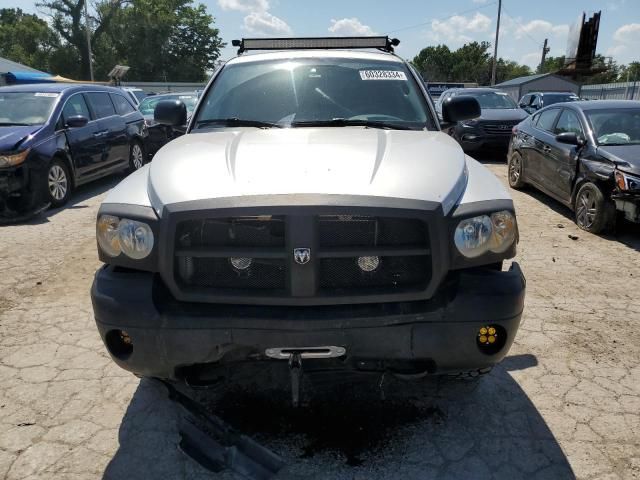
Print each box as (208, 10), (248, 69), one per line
(289, 352), (303, 408)
(265, 346), (346, 407)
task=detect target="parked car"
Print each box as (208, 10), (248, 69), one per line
(120, 87), (147, 107)
(138, 91), (199, 157)
(0, 83), (146, 213)
(508, 100), (640, 233)
(437, 87), (528, 154)
(518, 91), (579, 114)
(91, 37), (525, 402)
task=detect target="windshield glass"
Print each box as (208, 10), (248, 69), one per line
(193, 58), (434, 130)
(587, 108), (640, 145)
(0, 92), (58, 125)
(139, 93), (198, 116)
(544, 93), (579, 106)
(132, 90), (147, 102)
(461, 91), (517, 110)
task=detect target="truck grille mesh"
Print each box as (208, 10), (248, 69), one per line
(172, 213), (432, 303)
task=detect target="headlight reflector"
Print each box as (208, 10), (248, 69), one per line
(615, 170), (640, 191)
(0, 149), (30, 168)
(97, 215), (122, 257)
(454, 210), (517, 258)
(118, 219), (154, 259)
(97, 215), (154, 259)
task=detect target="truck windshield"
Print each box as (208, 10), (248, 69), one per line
(193, 58), (434, 130)
(0, 92), (58, 126)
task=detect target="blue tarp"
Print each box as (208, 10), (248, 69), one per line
(5, 71), (55, 84)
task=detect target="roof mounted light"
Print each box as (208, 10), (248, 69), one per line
(231, 36), (400, 55)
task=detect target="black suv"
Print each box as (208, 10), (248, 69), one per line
(518, 91), (579, 114)
(0, 83), (146, 213)
(437, 88), (528, 154)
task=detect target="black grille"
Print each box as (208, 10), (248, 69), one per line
(176, 257), (286, 290)
(318, 215), (427, 247)
(171, 212), (432, 303)
(319, 256), (430, 290)
(176, 216), (285, 248)
(481, 122), (518, 136)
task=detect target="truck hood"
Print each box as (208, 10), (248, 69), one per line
(147, 127), (468, 214)
(0, 125), (42, 152)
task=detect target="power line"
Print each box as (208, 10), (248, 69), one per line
(384, 1), (498, 35)
(500, 4), (545, 48)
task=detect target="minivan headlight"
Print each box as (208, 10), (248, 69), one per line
(97, 215), (154, 259)
(454, 210), (516, 258)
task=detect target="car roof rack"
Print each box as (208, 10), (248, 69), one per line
(231, 36), (400, 55)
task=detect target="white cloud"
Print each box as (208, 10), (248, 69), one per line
(520, 52), (542, 68)
(607, 23), (640, 64)
(429, 12), (492, 44)
(217, 0), (269, 12)
(472, 0), (487, 3)
(508, 19), (568, 41)
(613, 23), (640, 44)
(328, 18), (376, 36)
(243, 11), (292, 35)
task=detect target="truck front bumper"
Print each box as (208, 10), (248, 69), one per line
(91, 263), (526, 381)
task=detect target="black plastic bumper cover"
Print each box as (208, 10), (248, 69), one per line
(91, 263), (526, 379)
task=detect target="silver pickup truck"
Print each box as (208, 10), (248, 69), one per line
(91, 37), (525, 399)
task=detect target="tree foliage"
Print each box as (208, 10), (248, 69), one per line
(411, 41), (532, 84)
(0, 8), (60, 72)
(1, 0), (223, 81)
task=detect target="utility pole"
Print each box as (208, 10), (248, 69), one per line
(490, 0), (502, 85)
(83, 0), (94, 81)
(539, 38), (550, 72)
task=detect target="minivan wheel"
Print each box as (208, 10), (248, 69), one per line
(508, 152), (525, 189)
(574, 182), (615, 234)
(46, 159), (71, 207)
(128, 141), (145, 172)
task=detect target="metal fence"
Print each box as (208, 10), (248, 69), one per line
(120, 81), (207, 93)
(579, 81), (640, 100)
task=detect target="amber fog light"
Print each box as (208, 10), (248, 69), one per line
(105, 329), (133, 359)
(477, 325), (506, 355)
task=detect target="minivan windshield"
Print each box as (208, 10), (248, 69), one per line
(461, 91), (517, 110)
(193, 58), (434, 130)
(0, 92), (58, 126)
(587, 108), (640, 145)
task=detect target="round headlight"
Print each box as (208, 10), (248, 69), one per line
(118, 219), (154, 259)
(97, 215), (121, 257)
(454, 215), (493, 258)
(489, 211), (516, 253)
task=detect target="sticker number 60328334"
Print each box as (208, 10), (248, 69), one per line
(359, 70), (407, 81)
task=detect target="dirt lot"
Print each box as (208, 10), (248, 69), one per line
(0, 163), (639, 480)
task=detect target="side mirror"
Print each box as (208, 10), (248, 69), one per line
(441, 96), (481, 124)
(66, 115), (89, 128)
(154, 100), (187, 127)
(555, 132), (585, 146)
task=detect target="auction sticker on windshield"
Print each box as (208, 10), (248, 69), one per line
(359, 70), (407, 80)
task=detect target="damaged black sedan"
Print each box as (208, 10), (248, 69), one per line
(508, 100), (640, 233)
(0, 84), (145, 216)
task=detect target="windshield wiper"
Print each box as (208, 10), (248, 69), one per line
(0, 122), (31, 126)
(194, 118), (283, 129)
(290, 118), (417, 130)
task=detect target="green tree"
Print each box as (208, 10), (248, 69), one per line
(37, 0), (130, 80)
(618, 61), (640, 82)
(103, 0), (223, 81)
(450, 41), (492, 84)
(537, 55), (566, 74)
(495, 59), (532, 84)
(0, 8), (60, 72)
(412, 44), (454, 82)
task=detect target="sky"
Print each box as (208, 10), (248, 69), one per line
(6, 0), (640, 70)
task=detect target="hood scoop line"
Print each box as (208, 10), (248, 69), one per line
(225, 130), (244, 181)
(370, 130), (388, 184)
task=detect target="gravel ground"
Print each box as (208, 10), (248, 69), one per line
(0, 162), (639, 480)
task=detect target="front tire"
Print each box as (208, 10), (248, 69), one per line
(574, 182), (615, 234)
(508, 152), (526, 189)
(128, 141), (145, 173)
(45, 159), (71, 208)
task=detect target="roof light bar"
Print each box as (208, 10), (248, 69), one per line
(231, 36), (400, 55)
